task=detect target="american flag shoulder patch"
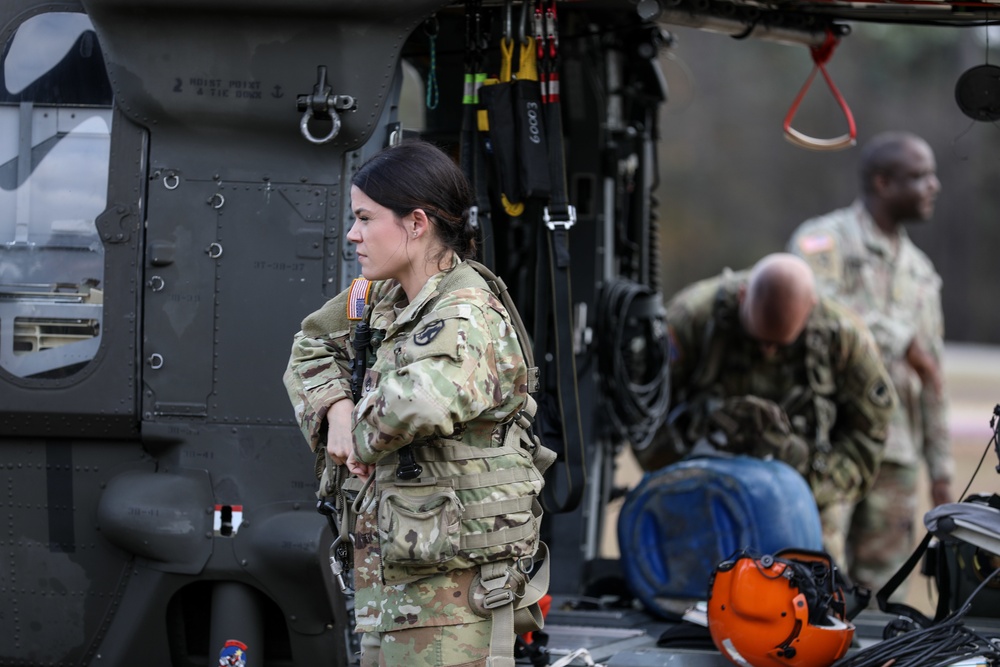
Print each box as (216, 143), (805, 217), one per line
(797, 232), (835, 255)
(347, 277), (371, 321)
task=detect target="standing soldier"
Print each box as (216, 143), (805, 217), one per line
(635, 253), (895, 567)
(789, 131), (953, 601)
(284, 141), (549, 667)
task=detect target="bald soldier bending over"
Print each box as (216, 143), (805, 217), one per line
(635, 253), (896, 565)
(740, 253), (819, 356)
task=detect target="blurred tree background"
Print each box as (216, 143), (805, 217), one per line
(654, 23), (1000, 343)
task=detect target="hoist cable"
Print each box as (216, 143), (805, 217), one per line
(596, 279), (671, 451)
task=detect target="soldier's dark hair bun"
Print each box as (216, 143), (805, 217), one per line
(353, 141), (477, 261)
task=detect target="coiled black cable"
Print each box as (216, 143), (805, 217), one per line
(831, 567), (1000, 667)
(596, 278), (671, 451)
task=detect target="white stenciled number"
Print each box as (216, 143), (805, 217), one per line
(527, 101), (541, 144)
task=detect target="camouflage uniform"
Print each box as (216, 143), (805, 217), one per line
(790, 201), (951, 596)
(284, 257), (540, 667)
(653, 269), (895, 566)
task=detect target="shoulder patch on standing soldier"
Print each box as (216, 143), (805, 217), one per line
(797, 232), (835, 255)
(347, 277), (371, 321)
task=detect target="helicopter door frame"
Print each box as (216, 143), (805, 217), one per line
(0, 7), (146, 439)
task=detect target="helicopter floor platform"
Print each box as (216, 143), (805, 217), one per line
(540, 599), (1000, 667)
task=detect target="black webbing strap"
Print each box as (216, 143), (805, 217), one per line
(472, 128), (494, 268)
(535, 1), (586, 514)
(461, 0), (494, 267)
(461, 101), (495, 267)
(875, 531), (948, 627)
(537, 222), (586, 515)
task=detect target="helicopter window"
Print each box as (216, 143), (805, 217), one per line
(399, 59), (427, 132)
(0, 13), (113, 379)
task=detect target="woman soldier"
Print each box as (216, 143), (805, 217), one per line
(283, 141), (547, 667)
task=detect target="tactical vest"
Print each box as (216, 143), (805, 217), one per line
(687, 276), (839, 459)
(350, 260), (555, 657)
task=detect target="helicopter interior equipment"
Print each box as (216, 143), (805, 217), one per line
(3, 0), (1000, 666)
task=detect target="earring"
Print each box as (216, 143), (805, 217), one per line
(413, 231), (418, 237)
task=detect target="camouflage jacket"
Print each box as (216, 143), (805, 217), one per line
(789, 202), (952, 481)
(283, 258), (533, 633)
(664, 270), (895, 508)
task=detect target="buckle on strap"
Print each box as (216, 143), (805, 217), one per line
(543, 205), (576, 231)
(515, 409), (534, 430)
(483, 588), (516, 609)
(481, 570), (514, 609)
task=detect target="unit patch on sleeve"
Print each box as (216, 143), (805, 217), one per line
(414, 319), (445, 346)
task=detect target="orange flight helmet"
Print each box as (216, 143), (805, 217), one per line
(708, 549), (855, 667)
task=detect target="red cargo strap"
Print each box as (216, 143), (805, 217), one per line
(783, 29), (857, 151)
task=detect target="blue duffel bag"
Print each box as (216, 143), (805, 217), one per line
(617, 454), (823, 619)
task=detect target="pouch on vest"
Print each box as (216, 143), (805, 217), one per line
(378, 482), (464, 567)
(375, 440), (545, 585)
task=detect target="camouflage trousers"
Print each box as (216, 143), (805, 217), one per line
(359, 620), (493, 667)
(818, 501), (850, 572)
(818, 462), (918, 605)
(847, 462), (918, 602)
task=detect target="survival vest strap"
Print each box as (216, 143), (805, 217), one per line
(481, 543), (551, 667)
